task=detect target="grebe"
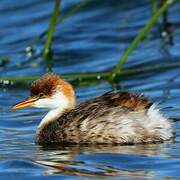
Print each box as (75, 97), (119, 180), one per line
(12, 73), (173, 145)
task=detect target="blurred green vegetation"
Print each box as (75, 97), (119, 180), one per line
(0, 0), (178, 86)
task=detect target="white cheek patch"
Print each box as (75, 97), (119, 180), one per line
(33, 91), (69, 110)
(35, 91), (70, 129)
(33, 98), (55, 109)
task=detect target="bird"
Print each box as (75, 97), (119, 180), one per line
(12, 73), (173, 145)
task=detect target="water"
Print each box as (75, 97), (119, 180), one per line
(0, 0), (180, 179)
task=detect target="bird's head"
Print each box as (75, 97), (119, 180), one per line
(12, 73), (76, 111)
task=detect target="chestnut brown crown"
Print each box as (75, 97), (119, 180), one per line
(30, 73), (76, 103)
(30, 73), (61, 98)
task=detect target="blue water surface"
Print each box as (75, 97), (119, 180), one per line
(0, 0), (180, 179)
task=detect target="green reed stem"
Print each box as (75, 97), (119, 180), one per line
(27, 0), (91, 49)
(111, 0), (176, 79)
(151, 0), (158, 15)
(42, 0), (61, 58)
(1, 61), (180, 83)
(57, 0), (91, 24)
(161, 0), (168, 29)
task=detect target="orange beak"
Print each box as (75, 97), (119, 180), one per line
(12, 97), (38, 110)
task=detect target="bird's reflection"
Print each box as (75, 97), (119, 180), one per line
(33, 142), (172, 178)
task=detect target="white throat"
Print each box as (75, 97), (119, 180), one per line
(38, 108), (63, 129)
(33, 90), (70, 130)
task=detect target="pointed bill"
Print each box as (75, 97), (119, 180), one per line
(12, 98), (38, 109)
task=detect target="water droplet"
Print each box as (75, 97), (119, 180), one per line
(97, 75), (101, 80)
(25, 46), (33, 57)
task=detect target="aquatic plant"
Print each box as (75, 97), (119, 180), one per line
(0, 0), (178, 85)
(43, 0), (61, 58)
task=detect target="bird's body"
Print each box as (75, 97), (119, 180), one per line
(12, 74), (173, 145)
